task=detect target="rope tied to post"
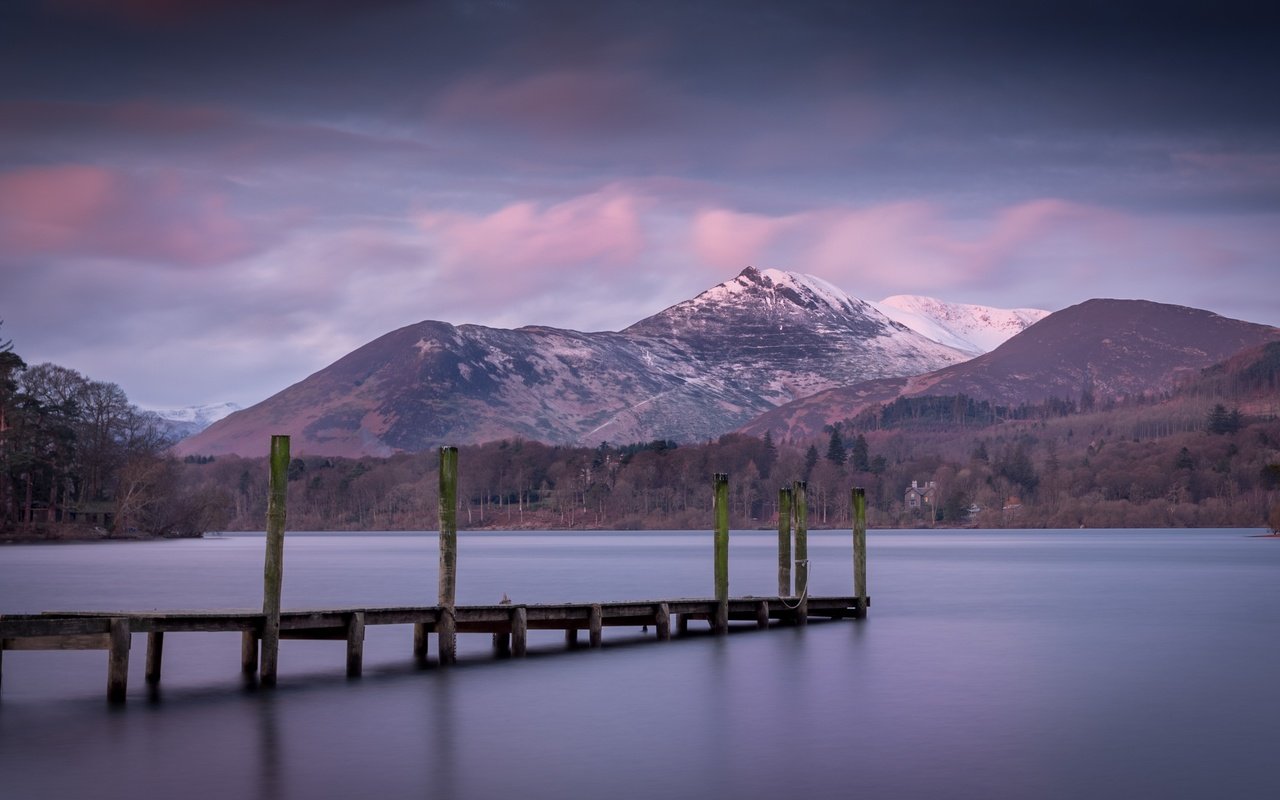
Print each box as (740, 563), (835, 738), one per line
(778, 559), (809, 609)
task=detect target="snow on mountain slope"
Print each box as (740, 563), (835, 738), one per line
(871, 295), (1050, 355)
(147, 402), (243, 440)
(177, 268), (973, 457)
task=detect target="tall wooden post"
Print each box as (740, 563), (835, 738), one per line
(793, 480), (808, 625)
(260, 434), (289, 685)
(777, 486), (792, 597)
(713, 473), (729, 634)
(437, 446), (458, 665)
(852, 486), (868, 619)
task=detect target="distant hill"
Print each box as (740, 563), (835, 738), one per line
(742, 299), (1280, 441)
(175, 268), (976, 457)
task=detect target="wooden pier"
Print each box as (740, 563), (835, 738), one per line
(1, 439), (870, 703)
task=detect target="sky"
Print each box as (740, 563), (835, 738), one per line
(2, 0), (1278, 410)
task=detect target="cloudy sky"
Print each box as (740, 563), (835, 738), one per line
(2, 0), (1278, 409)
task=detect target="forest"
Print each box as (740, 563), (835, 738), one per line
(5, 325), (1279, 537)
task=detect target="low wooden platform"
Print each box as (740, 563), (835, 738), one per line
(0, 595), (867, 703)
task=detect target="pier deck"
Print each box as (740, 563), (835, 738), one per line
(0, 595), (867, 702)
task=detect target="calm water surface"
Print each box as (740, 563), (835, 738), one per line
(2, 529), (1278, 799)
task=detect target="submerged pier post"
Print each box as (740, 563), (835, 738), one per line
(241, 630), (258, 674)
(437, 446), (458, 665)
(260, 434), (289, 685)
(511, 607), (528, 658)
(107, 617), (130, 703)
(656, 603), (671, 641)
(145, 632), (164, 685)
(777, 486), (792, 597)
(852, 487), (868, 619)
(793, 480), (809, 625)
(346, 612), (365, 677)
(589, 604), (603, 647)
(713, 473), (730, 634)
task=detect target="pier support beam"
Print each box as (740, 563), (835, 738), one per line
(260, 434), (289, 686)
(145, 632), (164, 685)
(656, 603), (671, 641)
(346, 612), (365, 677)
(588, 604), (603, 648)
(793, 480), (809, 625)
(713, 473), (730, 634)
(241, 630), (258, 674)
(413, 623), (429, 662)
(437, 446), (458, 665)
(565, 628), (578, 648)
(438, 608), (457, 665)
(511, 607), (527, 658)
(107, 617), (130, 703)
(853, 487), (868, 619)
(756, 600), (770, 630)
(676, 614), (688, 636)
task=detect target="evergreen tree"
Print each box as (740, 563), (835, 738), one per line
(824, 428), (846, 465)
(850, 434), (870, 471)
(803, 444), (819, 480)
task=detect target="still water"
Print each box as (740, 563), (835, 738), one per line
(2, 529), (1278, 799)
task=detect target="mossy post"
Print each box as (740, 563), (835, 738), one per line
(713, 473), (730, 634)
(852, 486), (868, 619)
(260, 434), (289, 685)
(437, 446), (458, 665)
(777, 486), (793, 597)
(792, 480), (809, 624)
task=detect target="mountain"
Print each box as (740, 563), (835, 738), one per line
(741, 298), (1280, 441)
(174, 268), (973, 457)
(147, 402), (242, 440)
(870, 295), (1049, 355)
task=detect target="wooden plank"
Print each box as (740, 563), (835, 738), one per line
(280, 627), (347, 641)
(346, 612), (364, 677)
(145, 632), (164, 685)
(2, 617), (112, 637)
(2, 634), (112, 650)
(107, 618), (129, 704)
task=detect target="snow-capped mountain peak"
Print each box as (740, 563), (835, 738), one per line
(871, 295), (1050, 355)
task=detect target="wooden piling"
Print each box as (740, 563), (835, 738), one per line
(852, 486), (868, 619)
(107, 617), (129, 703)
(588, 603), (603, 647)
(438, 608), (457, 665)
(511, 607), (527, 658)
(145, 631), (164, 685)
(346, 612), (365, 677)
(778, 486), (792, 597)
(565, 628), (578, 647)
(241, 630), (258, 674)
(413, 623), (429, 662)
(676, 614), (688, 636)
(756, 600), (770, 629)
(793, 480), (809, 625)
(656, 603), (671, 641)
(713, 473), (729, 634)
(437, 446), (458, 664)
(260, 434), (289, 686)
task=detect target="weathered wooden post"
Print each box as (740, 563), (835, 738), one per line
(713, 473), (729, 634)
(241, 630), (258, 674)
(852, 486), (868, 619)
(260, 434), (289, 685)
(777, 486), (792, 597)
(655, 603), (671, 641)
(107, 617), (130, 703)
(588, 603), (603, 647)
(145, 632), (164, 685)
(511, 606), (528, 658)
(346, 612), (365, 677)
(793, 480), (808, 625)
(437, 446), (459, 665)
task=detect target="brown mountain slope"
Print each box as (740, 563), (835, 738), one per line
(741, 298), (1280, 441)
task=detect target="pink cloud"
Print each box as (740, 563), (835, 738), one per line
(688, 198), (1135, 294)
(0, 164), (261, 266)
(417, 188), (647, 277)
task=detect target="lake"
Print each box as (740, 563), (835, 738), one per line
(2, 529), (1278, 799)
